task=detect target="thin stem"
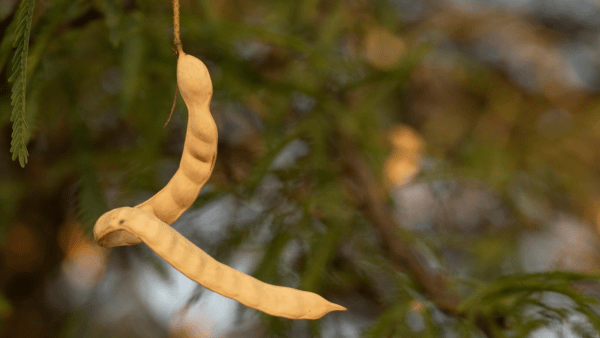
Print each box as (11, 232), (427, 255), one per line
(173, 0), (183, 54)
(163, 85), (179, 128)
(166, 0), (183, 128)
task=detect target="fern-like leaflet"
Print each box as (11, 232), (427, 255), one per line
(8, 0), (36, 168)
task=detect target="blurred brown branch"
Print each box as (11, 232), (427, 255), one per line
(338, 134), (507, 337)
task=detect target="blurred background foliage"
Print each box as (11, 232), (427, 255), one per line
(1, 0), (600, 337)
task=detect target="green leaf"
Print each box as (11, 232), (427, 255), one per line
(8, 0), (36, 168)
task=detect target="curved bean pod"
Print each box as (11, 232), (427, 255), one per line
(135, 50), (218, 226)
(109, 51), (217, 247)
(94, 50), (345, 319)
(94, 207), (346, 320)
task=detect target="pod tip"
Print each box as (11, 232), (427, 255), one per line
(335, 304), (347, 312)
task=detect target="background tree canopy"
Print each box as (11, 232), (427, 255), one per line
(1, 0), (600, 337)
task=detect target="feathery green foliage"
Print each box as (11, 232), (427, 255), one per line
(458, 272), (600, 336)
(8, 0), (36, 168)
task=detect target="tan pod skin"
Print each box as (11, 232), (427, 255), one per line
(107, 51), (218, 247)
(94, 207), (346, 319)
(93, 51), (346, 319)
(136, 51), (218, 226)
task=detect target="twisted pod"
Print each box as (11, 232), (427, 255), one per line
(94, 50), (346, 319)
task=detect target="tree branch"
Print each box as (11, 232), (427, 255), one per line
(340, 141), (461, 314)
(337, 135), (506, 337)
